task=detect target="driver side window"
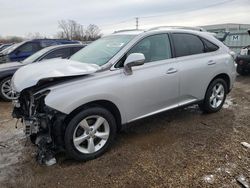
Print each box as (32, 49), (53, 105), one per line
(116, 34), (172, 68)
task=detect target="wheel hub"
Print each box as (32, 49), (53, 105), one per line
(73, 115), (110, 154)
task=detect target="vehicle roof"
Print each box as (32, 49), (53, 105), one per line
(111, 27), (212, 36)
(42, 43), (86, 51)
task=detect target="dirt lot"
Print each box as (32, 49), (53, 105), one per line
(0, 76), (249, 188)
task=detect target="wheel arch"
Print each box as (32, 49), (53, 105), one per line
(209, 73), (230, 93)
(64, 100), (122, 132)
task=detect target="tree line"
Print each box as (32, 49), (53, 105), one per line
(0, 20), (102, 44)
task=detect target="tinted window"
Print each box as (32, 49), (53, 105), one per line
(129, 34), (172, 63)
(71, 46), (84, 55)
(201, 38), (219, 52)
(116, 34), (172, 68)
(172, 33), (204, 57)
(17, 42), (40, 53)
(42, 48), (71, 60)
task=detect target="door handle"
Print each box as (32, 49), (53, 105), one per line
(207, 60), (216, 65)
(166, 68), (178, 74)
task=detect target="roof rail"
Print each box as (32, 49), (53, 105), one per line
(113, 29), (143, 33)
(147, 26), (206, 32)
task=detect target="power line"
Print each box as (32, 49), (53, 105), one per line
(99, 0), (235, 30)
(98, 18), (134, 28)
(139, 0), (236, 19)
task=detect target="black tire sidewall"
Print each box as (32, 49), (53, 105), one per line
(0, 77), (12, 102)
(203, 78), (227, 113)
(64, 107), (117, 161)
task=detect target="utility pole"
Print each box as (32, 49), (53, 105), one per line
(135, 17), (139, 30)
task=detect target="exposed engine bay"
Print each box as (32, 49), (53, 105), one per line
(12, 80), (72, 166)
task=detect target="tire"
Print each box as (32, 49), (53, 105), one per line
(236, 65), (248, 75)
(199, 78), (227, 113)
(64, 106), (117, 161)
(0, 77), (16, 102)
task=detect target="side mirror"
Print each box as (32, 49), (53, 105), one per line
(124, 53), (145, 75)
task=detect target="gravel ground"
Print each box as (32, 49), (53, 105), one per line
(0, 75), (249, 188)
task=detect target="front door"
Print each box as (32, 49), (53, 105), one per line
(118, 33), (179, 122)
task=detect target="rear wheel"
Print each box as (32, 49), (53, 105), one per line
(0, 77), (16, 101)
(199, 78), (227, 113)
(64, 107), (117, 161)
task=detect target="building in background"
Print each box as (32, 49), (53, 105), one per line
(202, 23), (250, 53)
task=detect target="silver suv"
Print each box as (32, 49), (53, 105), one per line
(12, 27), (236, 164)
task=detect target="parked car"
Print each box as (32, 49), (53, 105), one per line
(235, 30), (250, 75)
(236, 46), (250, 75)
(12, 27), (236, 165)
(0, 43), (14, 52)
(0, 44), (85, 101)
(0, 39), (80, 64)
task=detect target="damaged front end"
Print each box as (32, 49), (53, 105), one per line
(12, 88), (67, 166)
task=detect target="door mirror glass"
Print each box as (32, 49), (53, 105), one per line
(124, 53), (145, 75)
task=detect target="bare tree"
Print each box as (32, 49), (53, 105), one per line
(0, 36), (23, 43)
(25, 32), (46, 39)
(57, 20), (102, 41)
(85, 24), (102, 41)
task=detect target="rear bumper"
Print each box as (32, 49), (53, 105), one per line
(236, 55), (250, 68)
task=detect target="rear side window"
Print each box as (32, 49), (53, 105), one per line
(42, 48), (71, 60)
(172, 33), (205, 57)
(201, 38), (219, 52)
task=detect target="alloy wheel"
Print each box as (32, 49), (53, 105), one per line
(73, 115), (110, 154)
(1, 78), (16, 100)
(209, 83), (225, 109)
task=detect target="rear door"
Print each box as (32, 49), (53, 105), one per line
(171, 33), (219, 105)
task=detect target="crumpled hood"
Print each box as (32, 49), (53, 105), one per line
(12, 59), (101, 92)
(0, 61), (23, 71)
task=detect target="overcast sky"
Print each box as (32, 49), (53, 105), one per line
(0, 0), (249, 37)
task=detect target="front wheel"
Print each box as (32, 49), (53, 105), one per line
(0, 77), (17, 101)
(199, 78), (227, 113)
(64, 107), (117, 161)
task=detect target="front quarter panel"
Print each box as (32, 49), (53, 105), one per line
(44, 71), (127, 123)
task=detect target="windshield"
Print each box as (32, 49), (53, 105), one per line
(22, 47), (51, 64)
(70, 35), (135, 66)
(1, 42), (22, 54)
